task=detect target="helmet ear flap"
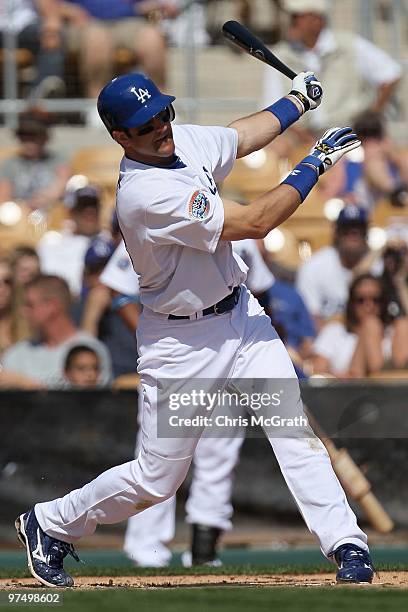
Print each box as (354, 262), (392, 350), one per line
(168, 104), (176, 122)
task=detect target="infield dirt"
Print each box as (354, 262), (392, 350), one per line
(1, 571), (408, 590)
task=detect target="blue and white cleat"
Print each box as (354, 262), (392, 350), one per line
(334, 543), (374, 584)
(15, 509), (79, 587)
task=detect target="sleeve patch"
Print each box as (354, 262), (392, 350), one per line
(188, 190), (210, 220)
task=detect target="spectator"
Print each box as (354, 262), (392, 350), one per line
(0, 259), (13, 356)
(262, 0), (402, 148)
(8, 245), (41, 343)
(81, 235), (115, 303)
(311, 274), (386, 376)
(99, 239), (141, 333)
(9, 245), (41, 286)
(267, 275), (316, 360)
(233, 239), (316, 358)
(380, 240), (408, 323)
(0, 0), (65, 98)
(0, 107), (71, 210)
(110, 210), (122, 248)
(312, 273), (408, 377)
(63, 344), (101, 387)
(81, 237), (139, 378)
(60, 0), (180, 125)
(37, 185), (102, 296)
(163, 0), (209, 48)
(0, 274), (112, 388)
(321, 112), (408, 213)
(76, 234), (113, 327)
(296, 205), (375, 329)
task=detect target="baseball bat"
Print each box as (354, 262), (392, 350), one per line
(306, 409), (394, 533)
(222, 20), (296, 79)
(222, 20), (322, 101)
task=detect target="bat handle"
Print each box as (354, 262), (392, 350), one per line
(307, 82), (323, 102)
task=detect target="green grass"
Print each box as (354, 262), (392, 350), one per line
(0, 564), (330, 579)
(3, 545), (408, 574)
(2, 588), (408, 612)
(1, 562), (407, 580)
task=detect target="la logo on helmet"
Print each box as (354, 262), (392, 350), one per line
(130, 87), (152, 104)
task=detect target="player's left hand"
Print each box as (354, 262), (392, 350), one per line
(307, 127), (361, 175)
(289, 71), (323, 112)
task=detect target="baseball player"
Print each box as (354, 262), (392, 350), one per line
(16, 71), (375, 586)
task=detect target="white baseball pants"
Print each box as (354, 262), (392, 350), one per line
(123, 426), (243, 566)
(35, 287), (368, 557)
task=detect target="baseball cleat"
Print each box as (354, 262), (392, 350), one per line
(189, 523), (222, 566)
(15, 509), (79, 588)
(181, 550), (222, 568)
(334, 543), (374, 584)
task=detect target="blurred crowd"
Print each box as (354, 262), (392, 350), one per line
(1, 0), (408, 388)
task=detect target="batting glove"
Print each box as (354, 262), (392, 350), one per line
(302, 127), (361, 175)
(289, 71), (323, 112)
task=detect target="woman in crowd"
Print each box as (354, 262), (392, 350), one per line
(311, 273), (408, 377)
(8, 245), (41, 343)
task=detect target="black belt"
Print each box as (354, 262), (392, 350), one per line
(168, 286), (241, 320)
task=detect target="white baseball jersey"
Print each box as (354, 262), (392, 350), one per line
(116, 124), (247, 316)
(100, 240), (139, 296)
(101, 238), (273, 299)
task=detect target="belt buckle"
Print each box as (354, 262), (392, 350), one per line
(213, 302), (222, 315)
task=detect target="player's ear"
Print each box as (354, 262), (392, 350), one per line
(112, 129), (129, 147)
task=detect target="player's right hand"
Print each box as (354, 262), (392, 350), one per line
(289, 71), (323, 112)
(304, 127), (361, 175)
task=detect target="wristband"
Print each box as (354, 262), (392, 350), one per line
(288, 90), (310, 112)
(111, 294), (138, 312)
(265, 97), (302, 133)
(301, 154), (325, 176)
(281, 161), (319, 202)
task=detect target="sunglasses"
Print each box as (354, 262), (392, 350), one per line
(134, 106), (174, 136)
(17, 131), (47, 141)
(353, 295), (381, 305)
(338, 226), (367, 236)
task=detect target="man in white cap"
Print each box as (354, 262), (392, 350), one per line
(262, 0), (402, 144)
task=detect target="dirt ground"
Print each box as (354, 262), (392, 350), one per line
(1, 572), (408, 590)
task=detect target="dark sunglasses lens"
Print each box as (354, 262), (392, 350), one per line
(137, 122), (155, 136)
(136, 107), (172, 135)
(355, 296), (381, 304)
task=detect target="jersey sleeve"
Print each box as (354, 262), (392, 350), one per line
(145, 186), (224, 253)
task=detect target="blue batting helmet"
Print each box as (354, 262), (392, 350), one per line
(97, 73), (175, 134)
